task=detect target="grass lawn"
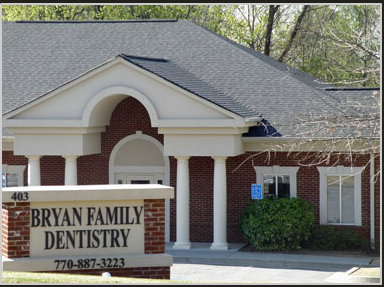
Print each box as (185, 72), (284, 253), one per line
(2, 271), (189, 284)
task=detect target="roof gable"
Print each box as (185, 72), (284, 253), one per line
(4, 55), (250, 129)
(2, 20), (378, 138)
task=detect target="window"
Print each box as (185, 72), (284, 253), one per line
(263, 174), (290, 198)
(317, 166), (363, 226)
(254, 166), (299, 199)
(2, 165), (26, 187)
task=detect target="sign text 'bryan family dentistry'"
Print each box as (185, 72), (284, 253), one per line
(30, 201), (144, 255)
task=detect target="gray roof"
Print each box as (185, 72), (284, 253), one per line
(119, 54), (256, 117)
(2, 20), (379, 138)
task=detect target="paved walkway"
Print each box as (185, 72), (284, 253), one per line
(166, 242), (381, 284)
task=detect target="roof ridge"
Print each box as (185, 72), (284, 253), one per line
(119, 54), (168, 62)
(120, 54), (258, 118)
(186, 20), (334, 90)
(183, 20), (342, 115)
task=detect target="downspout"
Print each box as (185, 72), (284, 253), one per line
(370, 153), (375, 249)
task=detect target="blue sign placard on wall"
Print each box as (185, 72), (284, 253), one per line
(251, 184), (262, 200)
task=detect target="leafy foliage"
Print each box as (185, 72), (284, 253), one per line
(2, 4), (379, 87)
(303, 225), (370, 251)
(1, 5), (235, 34)
(240, 197), (314, 251)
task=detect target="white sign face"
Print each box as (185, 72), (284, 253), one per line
(30, 200), (144, 258)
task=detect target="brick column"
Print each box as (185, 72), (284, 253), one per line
(2, 202), (30, 258)
(144, 199), (166, 254)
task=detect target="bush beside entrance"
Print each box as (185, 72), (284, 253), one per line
(303, 225), (371, 252)
(239, 197), (314, 251)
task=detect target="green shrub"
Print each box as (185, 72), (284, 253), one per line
(304, 225), (370, 251)
(240, 197), (315, 251)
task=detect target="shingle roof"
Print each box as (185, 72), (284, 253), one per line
(119, 54), (256, 117)
(2, 20), (379, 138)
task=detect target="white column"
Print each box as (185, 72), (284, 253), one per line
(210, 156), (228, 250)
(63, 156), (78, 185)
(173, 156), (191, 249)
(27, 156), (41, 186)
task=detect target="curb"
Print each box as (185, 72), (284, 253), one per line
(172, 256), (369, 271)
(325, 267), (381, 284)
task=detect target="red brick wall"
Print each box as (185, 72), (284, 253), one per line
(41, 156), (65, 186)
(2, 202), (30, 258)
(145, 199), (166, 254)
(225, 151), (375, 243)
(2, 151), (28, 186)
(2, 96), (381, 248)
(77, 96), (163, 186)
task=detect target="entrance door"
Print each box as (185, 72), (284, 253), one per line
(114, 174), (161, 184)
(110, 134), (170, 242)
(127, 175), (154, 184)
(114, 172), (169, 242)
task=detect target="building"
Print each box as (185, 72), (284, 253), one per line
(2, 20), (380, 249)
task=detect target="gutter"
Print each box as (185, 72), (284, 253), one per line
(370, 153), (375, 249)
(2, 136), (14, 142)
(244, 116), (262, 123)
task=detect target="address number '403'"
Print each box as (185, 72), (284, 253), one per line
(11, 192), (29, 202)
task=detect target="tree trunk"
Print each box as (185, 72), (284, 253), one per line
(278, 5), (310, 62)
(264, 5), (280, 56)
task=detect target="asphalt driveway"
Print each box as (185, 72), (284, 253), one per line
(171, 263), (342, 284)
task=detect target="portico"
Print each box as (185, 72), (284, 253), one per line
(3, 55), (257, 250)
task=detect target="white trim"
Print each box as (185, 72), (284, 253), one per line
(2, 184), (174, 202)
(317, 166), (364, 226)
(157, 119), (250, 128)
(117, 58), (245, 123)
(82, 85), (159, 127)
(3, 57), (246, 126)
(158, 126), (249, 135)
(253, 165), (299, 198)
(243, 138), (380, 153)
(113, 166), (165, 174)
(108, 133), (169, 184)
(2, 137), (14, 151)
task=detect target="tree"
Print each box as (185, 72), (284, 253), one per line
(278, 5), (310, 62)
(4, 4), (379, 88)
(2, 4), (235, 34)
(3, 4), (380, 175)
(264, 5), (280, 56)
(285, 5), (380, 87)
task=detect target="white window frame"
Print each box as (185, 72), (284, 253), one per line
(253, 165), (299, 199)
(317, 165), (363, 226)
(2, 164), (26, 187)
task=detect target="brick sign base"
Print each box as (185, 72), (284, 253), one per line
(2, 185), (174, 280)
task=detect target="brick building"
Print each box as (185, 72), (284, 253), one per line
(2, 20), (380, 249)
